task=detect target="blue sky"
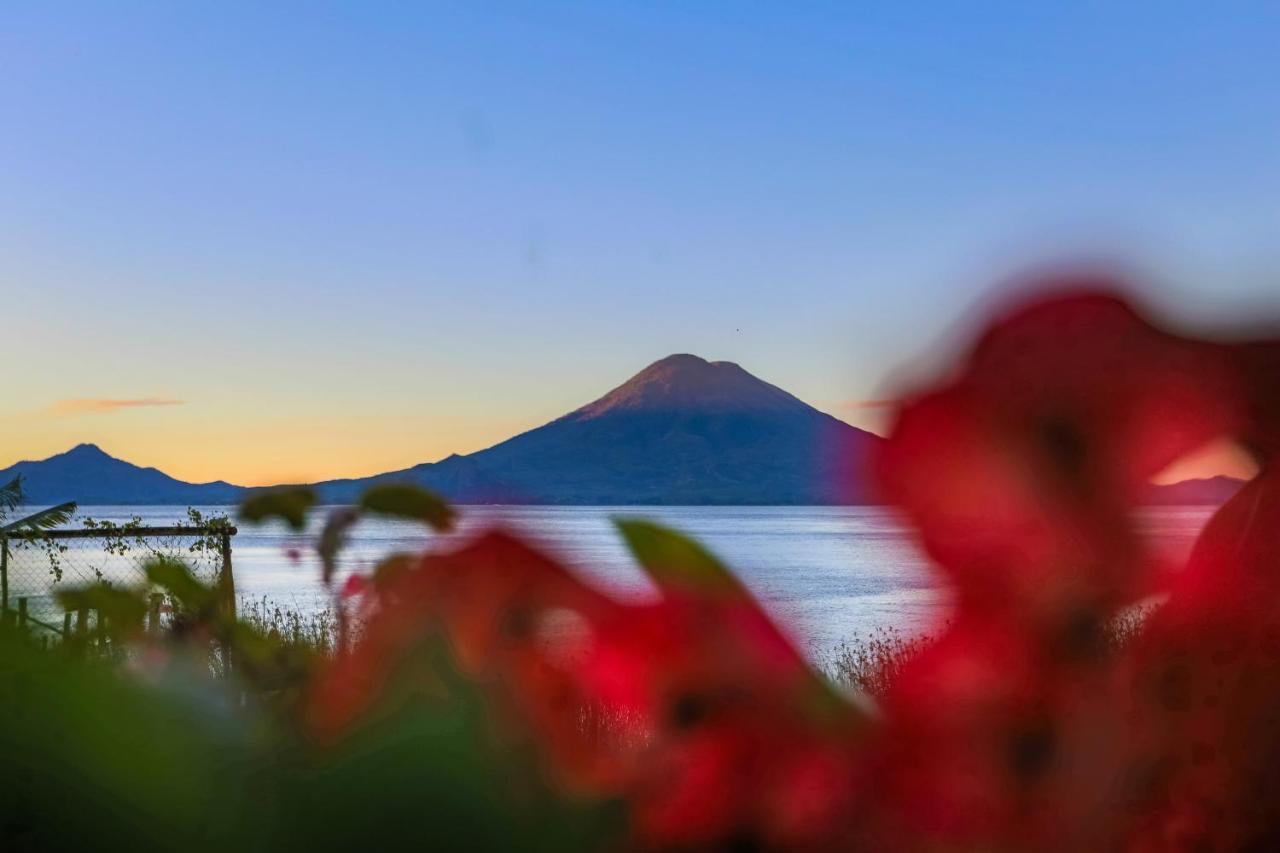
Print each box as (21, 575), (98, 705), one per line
(3, 2), (1279, 483)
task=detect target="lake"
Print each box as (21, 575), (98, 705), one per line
(20, 505), (1215, 658)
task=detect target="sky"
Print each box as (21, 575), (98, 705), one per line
(3, 2), (1279, 485)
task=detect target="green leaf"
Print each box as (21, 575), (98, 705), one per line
(57, 583), (148, 632)
(0, 627), (261, 849)
(0, 475), (23, 513)
(1, 500), (77, 536)
(359, 483), (455, 532)
(144, 557), (212, 611)
(318, 507), (360, 585)
(240, 487), (316, 531)
(614, 518), (742, 595)
(372, 552), (417, 590)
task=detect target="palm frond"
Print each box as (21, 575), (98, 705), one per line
(0, 501), (77, 536)
(0, 475), (22, 514)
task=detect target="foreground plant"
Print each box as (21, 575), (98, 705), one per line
(4, 274), (1279, 851)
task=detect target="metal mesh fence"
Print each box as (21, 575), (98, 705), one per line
(0, 525), (235, 641)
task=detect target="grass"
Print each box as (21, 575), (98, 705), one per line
(231, 597), (1156, 705)
(818, 605), (1157, 699)
(820, 625), (936, 698)
(238, 595), (340, 655)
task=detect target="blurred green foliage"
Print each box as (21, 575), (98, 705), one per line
(0, 486), (619, 852)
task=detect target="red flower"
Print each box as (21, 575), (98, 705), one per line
(869, 278), (1274, 850)
(877, 285), (1244, 637)
(1118, 470), (1280, 851)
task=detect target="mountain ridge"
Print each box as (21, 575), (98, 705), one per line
(0, 442), (244, 505)
(0, 355), (1245, 507)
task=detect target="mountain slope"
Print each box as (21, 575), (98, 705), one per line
(314, 354), (878, 504)
(0, 443), (245, 505)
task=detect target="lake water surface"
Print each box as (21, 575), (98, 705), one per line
(42, 505), (1215, 657)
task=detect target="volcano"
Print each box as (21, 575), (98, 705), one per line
(314, 354), (879, 504)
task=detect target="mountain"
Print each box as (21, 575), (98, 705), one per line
(0, 355), (1248, 506)
(312, 354), (878, 504)
(0, 443), (245, 506)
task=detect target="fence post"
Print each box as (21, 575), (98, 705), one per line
(18, 597), (27, 630)
(148, 593), (163, 634)
(1, 536), (8, 616)
(218, 532), (236, 621)
(216, 530), (236, 678)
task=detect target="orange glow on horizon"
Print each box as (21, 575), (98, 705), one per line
(4, 427), (1258, 489)
(0, 414), (547, 488)
(1150, 437), (1259, 485)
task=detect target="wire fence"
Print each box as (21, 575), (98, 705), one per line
(0, 523), (236, 643)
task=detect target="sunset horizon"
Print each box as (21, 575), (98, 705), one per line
(1, 347), (1258, 490)
(2, 349), (886, 486)
(7, 4), (1280, 489)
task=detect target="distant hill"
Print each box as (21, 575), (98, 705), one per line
(0, 443), (244, 506)
(0, 355), (1246, 506)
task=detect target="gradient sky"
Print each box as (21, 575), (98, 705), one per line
(4, 2), (1280, 485)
